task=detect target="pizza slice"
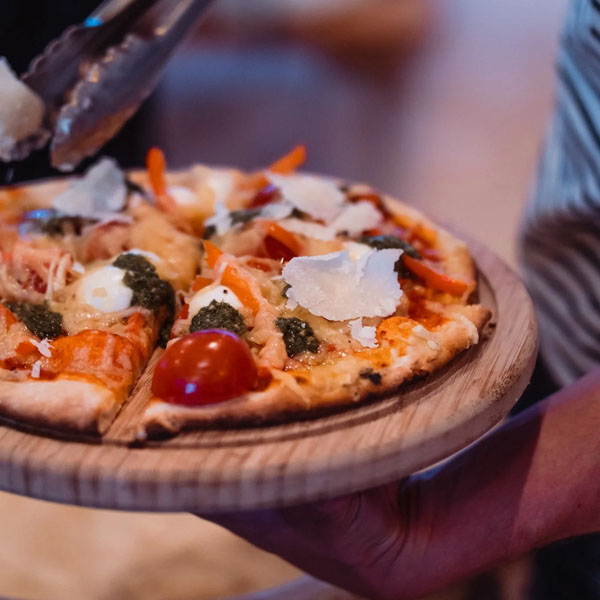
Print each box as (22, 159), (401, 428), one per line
(0, 158), (201, 433)
(138, 148), (491, 437)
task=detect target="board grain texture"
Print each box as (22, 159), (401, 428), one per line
(0, 237), (537, 513)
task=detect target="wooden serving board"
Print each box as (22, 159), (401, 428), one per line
(0, 238), (537, 513)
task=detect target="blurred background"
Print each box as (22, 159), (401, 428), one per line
(0, 0), (567, 598)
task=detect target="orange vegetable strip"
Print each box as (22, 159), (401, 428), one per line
(402, 255), (470, 296)
(15, 340), (37, 355)
(192, 276), (213, 292)
(268, 144), (307, 175)
(222, 267), (260, 314)
(0, 304), (17, 327)
(203, 240), (223, 269)
(146, 147), (168, 198)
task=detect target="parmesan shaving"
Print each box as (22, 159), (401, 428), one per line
(29, 338), (53, 358)
(30, 361), (41, 379)
(268, 173), (345, 224)
(349, 318), (378, 348)
(282, 248), (403, 321)
(52, 158), (127, 219)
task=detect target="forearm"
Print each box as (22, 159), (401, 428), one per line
(393, 366), (600, 598)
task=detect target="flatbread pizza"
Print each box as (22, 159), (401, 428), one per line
(0, 147), (490, 437)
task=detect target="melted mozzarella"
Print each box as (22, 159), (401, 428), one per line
(77, 266), (133, 313)
(283, 248), (403, 321)
(188, 284), (243, 318)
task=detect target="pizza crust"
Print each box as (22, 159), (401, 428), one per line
(0, 376), (118, 434)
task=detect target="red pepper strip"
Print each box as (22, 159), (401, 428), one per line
(402, 255), (470, 296)
(262, 220), (302, 261)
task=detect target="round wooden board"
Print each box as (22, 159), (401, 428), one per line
(0, 238), (537, 513)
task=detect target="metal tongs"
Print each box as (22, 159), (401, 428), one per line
(16, 0), (214, 171)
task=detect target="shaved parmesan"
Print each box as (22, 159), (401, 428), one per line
(30, 338), (53, 358)
(52, 158), (127, 218)
(268, 173), (345, 224)
(204, 201), (232, 235)
(31, 360), (41, 379)
(77, 265), (133, 313)
(0, 58), (47, 161)
(278, 202), (382, 242)
(330, 201), (382, 234)
(349, 318), (378, 348)
(188, 284), (243, 317)
(278, 218), (334, 241)
(282, 248), (403, 321)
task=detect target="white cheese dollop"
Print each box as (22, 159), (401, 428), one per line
(349, 318), (378, 348)
(77, 265), (133, 313)
(188, 285), (243, 318)
(282, 248), (403, 321)
(268, 173), (346, 224)
(52, 158), (127, 218)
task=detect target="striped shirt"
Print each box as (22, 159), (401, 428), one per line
(520, 0), (600, 387)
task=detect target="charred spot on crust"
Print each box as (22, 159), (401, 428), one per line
(190, 300), (247, 337)
(360, 369), (382, 385)
(113, 253), (175, 346)
(4, 301), (63, 339)
(276, 317), (320, 357)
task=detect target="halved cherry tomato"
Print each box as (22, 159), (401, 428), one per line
(402, 255), (470, 296)
(151, 330), (258, 406)
(262, 221), (301, 262)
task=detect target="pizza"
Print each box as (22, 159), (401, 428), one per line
(0, 146), (490, 438)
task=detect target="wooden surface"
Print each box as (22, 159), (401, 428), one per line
(0, 236), (537, 513)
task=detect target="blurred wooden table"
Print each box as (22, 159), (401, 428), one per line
(0, 0), (566, 598)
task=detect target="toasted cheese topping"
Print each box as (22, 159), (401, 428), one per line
(283, 248), (403, 321)
(77, 265), (133, 313)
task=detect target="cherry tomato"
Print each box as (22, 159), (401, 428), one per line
(151, 330), (258, 406)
